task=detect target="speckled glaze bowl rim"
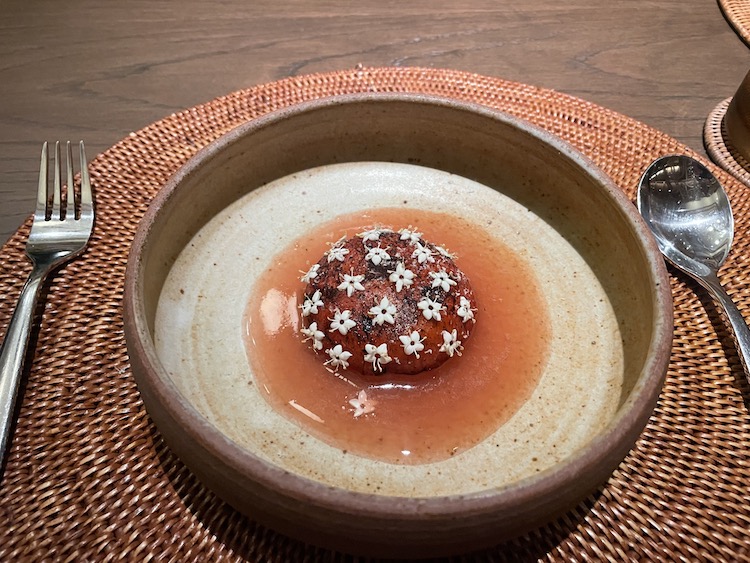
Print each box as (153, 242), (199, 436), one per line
(124, 93), (672, 523)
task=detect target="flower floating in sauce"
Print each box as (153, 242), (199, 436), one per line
(349, 389), (376, 418)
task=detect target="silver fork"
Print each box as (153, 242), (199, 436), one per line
(0, 141), (94, 467)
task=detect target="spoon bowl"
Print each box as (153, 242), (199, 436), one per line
(638, 155), (750, 378)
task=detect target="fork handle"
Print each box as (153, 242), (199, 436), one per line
(0, 263), (48, 468)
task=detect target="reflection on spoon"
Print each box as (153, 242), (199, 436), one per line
(637, 155), (750, 381)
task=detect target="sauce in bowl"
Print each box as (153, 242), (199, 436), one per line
(244, 207), (550, 464)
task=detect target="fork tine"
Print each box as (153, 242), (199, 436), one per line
(35, 142), (49, 222)
(65, 141), (75, 220)
(78, 141), (93, 217)
(52, 141), (62, 219)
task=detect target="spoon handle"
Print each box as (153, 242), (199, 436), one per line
(700, 272), (750, 383)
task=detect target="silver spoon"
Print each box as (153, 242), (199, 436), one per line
(637, 154), (750, 379)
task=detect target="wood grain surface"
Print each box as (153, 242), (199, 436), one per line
(0, 0), (747, 244)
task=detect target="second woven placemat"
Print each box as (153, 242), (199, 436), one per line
(0, 67), (748, 561)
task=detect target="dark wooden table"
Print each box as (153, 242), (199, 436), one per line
(0, 0), (747, 245)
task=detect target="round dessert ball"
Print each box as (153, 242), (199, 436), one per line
(299, 227), (477, 375)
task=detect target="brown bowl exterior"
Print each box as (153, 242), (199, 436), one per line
(123, 94), (672, 558)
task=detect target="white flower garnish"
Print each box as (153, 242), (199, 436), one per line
(300, 322), (325, 351)
(365, 245), (390, 266)
(439, 329), (463, 357)
(364, 343), (392, 373)
(358, 228), (387, 243)
(399, 331), (426, 358)
(389, 262), (415, 292)
(325, 344), (352, 371)
(326, 246), (349, 263)
(457, 296), (476, 323)
(435, 245), (456, 259)
(368, 296), (397, 325)
(417, 296), (445, 321)
(300, 290), (323, 316)
(349, 389), (376, 417)
(338, 272), (365, 297)
(412, 242), (435, 264)
(300, 263), (320, 283)
(398, 227), (422, 243)
(429, 270), (457, 292)
(329, 309), (356, 335)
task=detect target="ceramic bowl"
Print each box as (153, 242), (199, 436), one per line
(123, 93), (673, 558)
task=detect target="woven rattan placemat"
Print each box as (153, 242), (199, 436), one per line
(1, 67), (749, 561)
(720, 0), (750, 46)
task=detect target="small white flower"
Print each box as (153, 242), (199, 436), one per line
(338, 272), (365, 297)
(349, 389), (376, 417)
(365, 245), (390, 266)
(429, 270), (457, 292)
(368, 296), (397, 325)
(300, 290), (323, 316)
(439, 329), (463, 357)
(457, 296), (476, 323)
(399, 331), (426, 358)
(300, 263), (320, 283)
(398, 227), (422, 243)
(417, 296), (445, 321)
(411, 242), (435, 264)
(300, 322), (325, 351)
(389, 262), (415, 292)
(326, 246), (349, 263)
(435, 245), (456, 259)
(364, 343), (392, 373)
(325, 344), (352, 371)
(358, 228), (388, 243)
(328, 309), (356, 335)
